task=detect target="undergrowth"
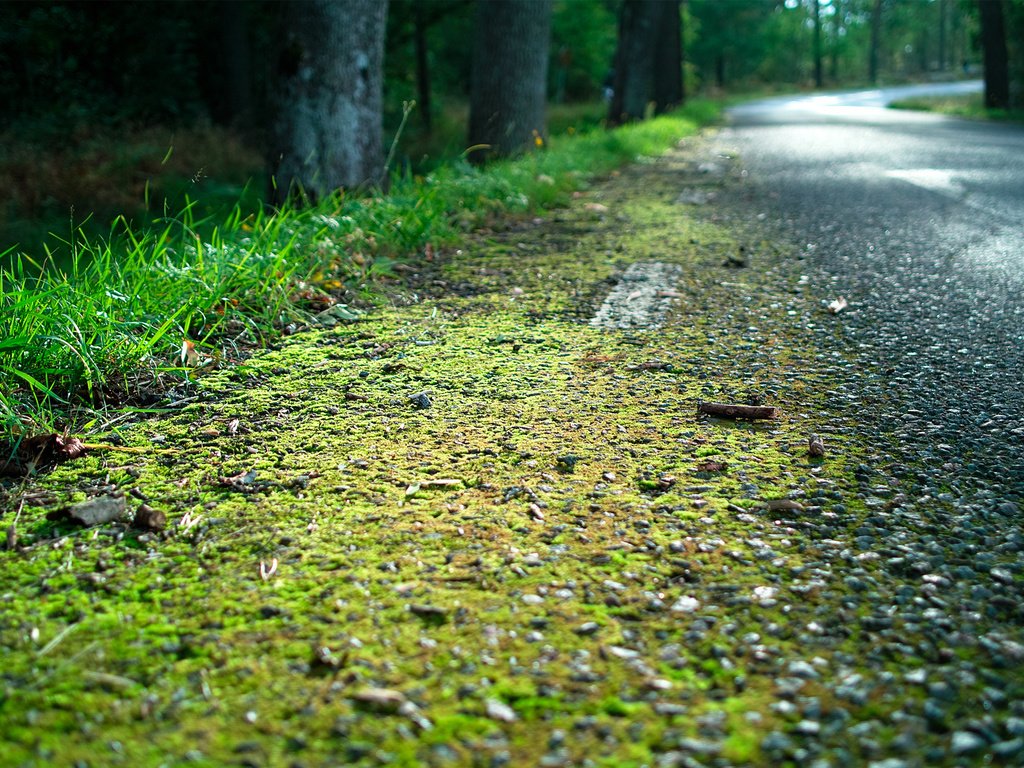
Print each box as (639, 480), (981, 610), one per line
(889, 92), (1024, 122)
(0, 100), (721, 441)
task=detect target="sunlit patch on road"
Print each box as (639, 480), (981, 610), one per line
(885, 168), (964, 197)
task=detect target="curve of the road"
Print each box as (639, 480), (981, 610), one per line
(715, 81), (1023, 503)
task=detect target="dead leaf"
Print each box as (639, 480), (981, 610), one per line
(696, 460), (728, 473)
(827, 296), (848, 314)
(218, 469), (261, 492)
(584, 202), (609, 213)
(181, 339), (199, 366)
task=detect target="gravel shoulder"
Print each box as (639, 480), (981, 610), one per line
(1, 136), (1022, 767)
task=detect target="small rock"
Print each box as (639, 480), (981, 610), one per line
(992, 739), (1024, 760)
(132, 504), (166, 532)
(787, 660), (820, 680)
(990, 568), (1013, 584)
(950, 730), (988, 756)
(409, 604), (447, 622)
(409, 392), (432, 409)
(484, 698), (517, 723)
(671, 596), (700, 614)
(63, 495), (126, 527)
(555, 454), (579, 473)
(574, 622), (601, 636)
(677, 738), (722, 755)
(653, 702), (688, 716)
(352, 688), (406, 712)
(794, 720), (821, 736)
(761, 732), (794, 753)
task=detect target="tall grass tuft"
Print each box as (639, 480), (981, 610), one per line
(1, 101), (720, 441)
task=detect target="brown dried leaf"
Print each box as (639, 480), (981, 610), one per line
(696, 460), (728, 473)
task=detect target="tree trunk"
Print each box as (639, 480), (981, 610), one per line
(268, 0), (388, 205)
(468, 0), (552, 162)
(609, 0), (660, 124)
(938, 0), (947, 71)
(219, 1), (254, 128)
(978, 0), (1010, 109)
(869, 0), (882, 84)
(414, 0), (432, 132)
(813, 0), (823, 87)
(653, 0), (683, 114)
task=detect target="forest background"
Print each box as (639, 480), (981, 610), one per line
(2, 0), (1014, 257)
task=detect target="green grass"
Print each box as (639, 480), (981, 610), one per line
(0, 100), (721, 443)
(889, 92), (1024, 122)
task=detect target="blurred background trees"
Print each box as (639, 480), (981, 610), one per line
(0, 0), (1018, 256)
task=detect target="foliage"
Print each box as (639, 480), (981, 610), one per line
(889, 91), (1024, 121)
(688, 0), (980, 89)
(0, 101), (720, 439)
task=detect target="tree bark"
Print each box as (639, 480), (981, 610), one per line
(468, 0), (552, 162)
(978, 0), (1010, 110)
(938, 0), (947, 71)
(869, 0), (882, 84)
(653, 0), (684, 113)
(609, 0), (659, 124)
(813, 0), (823, 87)
(268, 0), (388, 205)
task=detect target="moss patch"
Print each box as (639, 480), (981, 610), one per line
(2, 138), (1010, 767)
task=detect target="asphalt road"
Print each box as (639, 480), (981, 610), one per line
(714, 81), (1024, 501)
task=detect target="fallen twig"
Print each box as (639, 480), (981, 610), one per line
(697, 402), (777, 420)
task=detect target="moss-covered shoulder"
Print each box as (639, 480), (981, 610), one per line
(1, 137), (977, 768)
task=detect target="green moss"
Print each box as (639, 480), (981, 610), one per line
(0, 134), (953, 767)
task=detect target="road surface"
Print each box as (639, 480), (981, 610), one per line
(716, 81), (1024, 499)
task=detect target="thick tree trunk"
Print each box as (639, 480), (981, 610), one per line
(219, 1), (254, 128)
(978, 0), (1010, 109)
(653, 0), (683, 114)
(268, 0), (388, 205)
(609, 0), (659, 124)
(468, 0), (552, 162)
